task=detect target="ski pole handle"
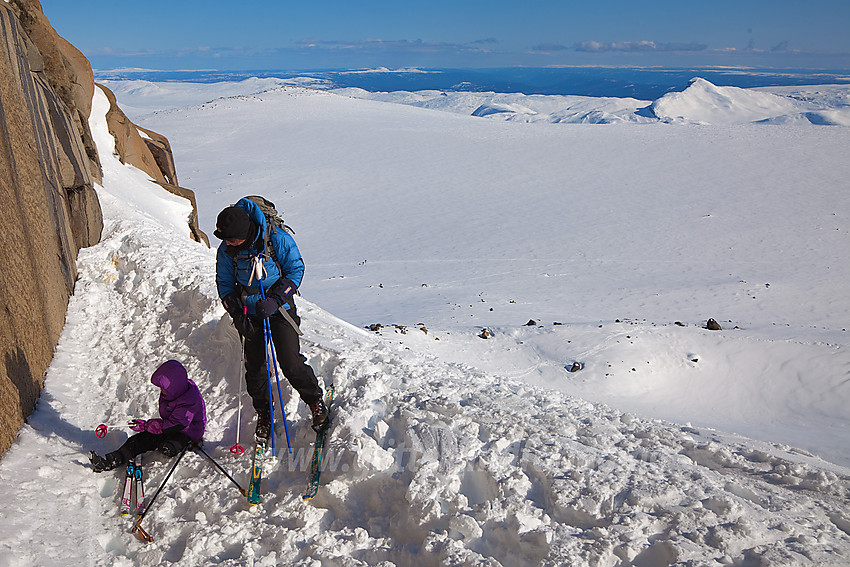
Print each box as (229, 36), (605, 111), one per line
(94, 422), (135, 438)
(96, 423), (129, 437)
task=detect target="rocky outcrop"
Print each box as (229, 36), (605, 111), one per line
(97, 83), (208, 245)
(99, 84), (169, 185)
(137, 125), (179, 186)
(0, 0), (206, 457)
(152, 180), (211, 247)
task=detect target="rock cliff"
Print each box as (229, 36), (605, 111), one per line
(0, 0), (207, 456)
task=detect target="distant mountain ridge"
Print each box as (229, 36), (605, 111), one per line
(94, 66), (850, 100)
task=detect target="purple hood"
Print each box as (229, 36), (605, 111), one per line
(150, 360), (206, 442)
(151, 360), (190, 398)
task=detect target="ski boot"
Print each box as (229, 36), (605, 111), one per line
(255, 409), (271, 439)
(89, 451), (121, 473)
(309, 398), (329, 432)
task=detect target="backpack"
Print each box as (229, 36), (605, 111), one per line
(241, 195), (294, 266)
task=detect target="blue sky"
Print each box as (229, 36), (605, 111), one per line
(41, 0), (850, 70)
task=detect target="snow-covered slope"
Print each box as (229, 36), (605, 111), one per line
(1, 79), (849, 566)
(332, 87), (653, 124)
(125, 79), (850, 469)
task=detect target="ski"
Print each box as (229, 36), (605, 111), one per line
(120, 459), (135, 515)
(302, 385), (335, 500)
(247, 437), (268, 505)
(134, 454), (145, 513)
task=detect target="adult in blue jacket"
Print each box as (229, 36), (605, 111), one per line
(214, 198), (327, 437)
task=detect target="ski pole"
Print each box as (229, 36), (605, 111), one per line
(194, 445), (248, 496)
(263, 317), (277, 456)
(132, 444), (190, 543)
(231, 330), (246, 457)
(256, 255), (292, 455)
(264, 317), (292, 453)
(253, 255), (277, 457)
(251, 258), (296, 433)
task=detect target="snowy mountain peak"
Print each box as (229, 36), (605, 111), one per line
(651, 77), (803, 124)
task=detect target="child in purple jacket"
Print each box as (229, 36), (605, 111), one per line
(89, 360), (207, 473)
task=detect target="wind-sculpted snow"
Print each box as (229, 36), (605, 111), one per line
(650, 78), (804, 124)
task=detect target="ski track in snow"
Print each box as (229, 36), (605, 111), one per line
(0, 81), (849, 566)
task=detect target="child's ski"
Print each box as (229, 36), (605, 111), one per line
(247, 437), (268, 505)
(303, 385), (335, 500)
(134, 454), (145, 513)
(120, 459), (135, 515)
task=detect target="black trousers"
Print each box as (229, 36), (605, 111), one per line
(107, 429), (192, 465)
(242, 305), (322, 411)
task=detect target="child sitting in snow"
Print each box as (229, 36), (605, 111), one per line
(89, 360), (207, 473)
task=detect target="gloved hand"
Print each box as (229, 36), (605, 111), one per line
(144, 418), (163, 435)
(268, 277), (297, 306)
(129, 418), (164, 434)
(233, 313), (255, 336)
(221, 291), (243, 318)
(223, 292), (256, 335)
(255, 297), (280, 319)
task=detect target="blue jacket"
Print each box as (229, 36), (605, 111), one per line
(215, 198), (305, 315)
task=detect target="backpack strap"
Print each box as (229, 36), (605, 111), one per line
(226, 226), (287, 298)
(263, 223), (279, 266)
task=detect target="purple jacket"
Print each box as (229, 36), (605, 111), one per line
(150, 360), (206, 442)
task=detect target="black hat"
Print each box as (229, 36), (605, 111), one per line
(213, 206), (251, 240)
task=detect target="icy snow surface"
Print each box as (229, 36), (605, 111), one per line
(0, 79), (849, 566)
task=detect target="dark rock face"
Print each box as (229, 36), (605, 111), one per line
(0, 1), (205, 456)
(0, 1), (103, 455)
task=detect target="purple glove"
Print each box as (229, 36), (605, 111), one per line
(130, 419), (146, 432)
(144, 418), (163, 435)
